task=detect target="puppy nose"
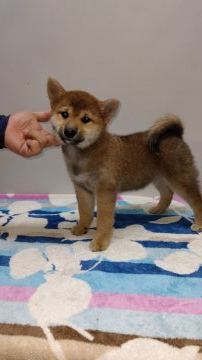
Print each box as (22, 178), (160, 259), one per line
(63, 127), (77, 139)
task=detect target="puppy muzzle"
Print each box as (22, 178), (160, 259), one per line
(60, 127), (83, 145)
(63, 127), (78, 140)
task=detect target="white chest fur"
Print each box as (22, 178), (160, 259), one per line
(62, 145), (97, 192)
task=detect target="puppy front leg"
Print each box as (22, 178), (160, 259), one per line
(71, 185), (95, 236)
(90, 187), (117, 252)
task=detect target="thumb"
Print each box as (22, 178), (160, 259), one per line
(33, 111), (51, 122)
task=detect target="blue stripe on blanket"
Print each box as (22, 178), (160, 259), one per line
(0, 247), (190, 265)
(114, 213), (194, 234)
(2, 255), (202, 278)
(0, 267), (45, 287)
(76, 272), (202, 298)
(0, 235), (91, 244)
(1, 301), (202, 340)
(80, 260), (202, 277)
(70, 308), (202, 339)
(0, 301), (37, 325)
(136, 240), (188, 248)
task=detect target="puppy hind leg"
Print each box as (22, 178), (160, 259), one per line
(149, 177), (173, 214)
(169, 178), (202, 232)
(71, 185), (95, 236)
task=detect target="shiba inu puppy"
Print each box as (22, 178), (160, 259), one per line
(47, 78), (202, 251)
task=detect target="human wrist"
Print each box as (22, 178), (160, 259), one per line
(0, 115), (10, 149)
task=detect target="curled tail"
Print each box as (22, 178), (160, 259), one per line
(148, 114), (184, 153)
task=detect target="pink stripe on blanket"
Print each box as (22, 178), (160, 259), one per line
(0, 194), (49, 201)
(173, 195), (187, 204)
(90, 292), (202, 314)
(0, 286), (36, 302)
(154, 194), (186, 204)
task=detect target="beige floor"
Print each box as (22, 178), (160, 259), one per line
(0, 335), (112, 360)
(0, 335), (201, 360)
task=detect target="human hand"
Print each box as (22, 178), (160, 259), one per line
(5, 111), (59, 157)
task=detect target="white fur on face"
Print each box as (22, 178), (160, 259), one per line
(50, 116), (65, 145)
(76, 128), (101, 149)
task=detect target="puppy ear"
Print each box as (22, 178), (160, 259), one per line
(99, 99), (120, 122)
(47, 78), (66, 106)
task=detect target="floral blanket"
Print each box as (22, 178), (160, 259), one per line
(0, 194), (202, 360)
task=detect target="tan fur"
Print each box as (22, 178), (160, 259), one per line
(47, 78), (202, 251)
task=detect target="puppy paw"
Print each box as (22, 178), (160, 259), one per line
(149, 206), (165, 214)
(71, 224), (87, 236)
(191, 223), (202, 233)
(90, 236), (110, 252)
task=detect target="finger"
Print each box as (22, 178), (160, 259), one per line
(44, 134), (60, 147)
(23, 128), (59, 148)
(20, 139), (42, 157)
(23, 128), (49, 148)
(33, 111), (51, 122)
(27, 139), (42, 156)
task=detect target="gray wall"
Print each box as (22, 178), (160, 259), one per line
(1, 0), (202, 194)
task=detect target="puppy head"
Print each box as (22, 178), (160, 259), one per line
(47, 77), (120, 149)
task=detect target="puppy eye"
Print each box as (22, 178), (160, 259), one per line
(81, 115), (91, 124)
(61, 111), (69, 119)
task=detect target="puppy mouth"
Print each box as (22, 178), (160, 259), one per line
(59, 129), (84, 146)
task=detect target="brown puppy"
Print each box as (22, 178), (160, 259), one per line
(47, 78), (202, 251)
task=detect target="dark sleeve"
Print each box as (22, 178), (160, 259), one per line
(0, 115), (10, 149)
